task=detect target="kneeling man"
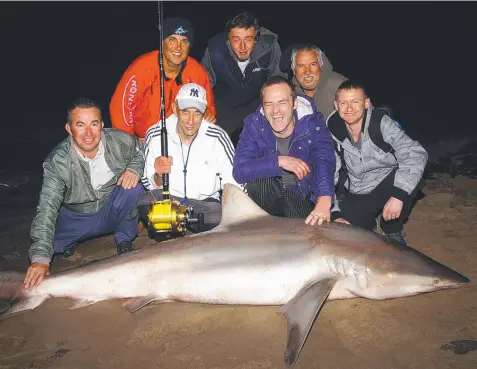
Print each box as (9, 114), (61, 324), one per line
(328, 80), (428, 245)
(25, 97), (145, 290)
(233, 76), (336, 226)
(139, 83), (239, 231)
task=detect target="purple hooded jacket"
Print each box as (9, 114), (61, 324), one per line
(233, 95), (335, 203)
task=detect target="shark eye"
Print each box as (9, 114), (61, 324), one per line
(433, 279), (440, 285)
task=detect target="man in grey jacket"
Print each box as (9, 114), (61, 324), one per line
(24, 97), (145, 290)
(281, 44), (347, 121)
(327, 80), (428, 246)
(201, 12), (285, 145)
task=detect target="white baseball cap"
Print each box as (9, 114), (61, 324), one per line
(176, 83), (207, 114)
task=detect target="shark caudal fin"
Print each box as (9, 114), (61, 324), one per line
(219, 183), (269, 227)
(0, 271), (48, 318)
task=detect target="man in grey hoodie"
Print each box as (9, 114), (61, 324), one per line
(327, 80), (428, 246)
(201, 12), (285, 145)
(281, 44), (347, 121)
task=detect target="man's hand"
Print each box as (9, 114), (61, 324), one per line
(278, 156), (310, 180)
(305, 196), (332, 226)
(117, 169), (139, 189)
(203, 111), (217, 124)
(154, 156), (173, 175)
(24, 263), (50, 290)
(382, 196), (403, 221)
(334, 218), (351, 225)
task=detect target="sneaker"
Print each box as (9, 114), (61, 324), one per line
(117, 241), (134, 255)
(385, 231), (409, 247)
(63, 243), (78, 258)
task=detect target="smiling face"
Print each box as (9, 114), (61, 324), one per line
(65, 107), (103, 159)
(228, 27), (257, 62)
(173, 102), (203, 144)
(262, 82), (298, 138)
(334, 87), (370, 127)
(294, 50), (321, 94)
(163, 34), (190, 67)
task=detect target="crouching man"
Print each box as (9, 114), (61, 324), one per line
(25, 98), (145, 290)
(233, 76), (336, 226)
(327, 80), (428, 245)
(139, 83), (239, 232)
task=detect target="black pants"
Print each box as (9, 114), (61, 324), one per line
(229, 126), (243, 148)
(245, 177), (315, 218)
(338, 171), (424, 233)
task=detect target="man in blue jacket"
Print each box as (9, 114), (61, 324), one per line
(233, 76), (335, 226)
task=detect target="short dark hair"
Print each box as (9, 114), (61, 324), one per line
(225, 12), (260, 37)
(335, 80), (369, 101)
(67, 97), (102, 125)
(260, 75), (297, 101)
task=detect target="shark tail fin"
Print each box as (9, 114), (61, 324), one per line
(0, 271), (48, 318)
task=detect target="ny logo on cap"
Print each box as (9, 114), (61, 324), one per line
(174, 26), (188, 35)
(190, 88), (199, 97)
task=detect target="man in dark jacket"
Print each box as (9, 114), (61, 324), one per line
(201, 12), (285, 145)
(281, 44), (347, 120)
(233, 76), (335, 226)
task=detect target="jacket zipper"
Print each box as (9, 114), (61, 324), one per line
(288, 132), (311, 197)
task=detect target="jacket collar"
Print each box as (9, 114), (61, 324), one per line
(165, 114), (208, 146)
(327, 107), (373, 144)
(163, 56), (188, 85)
(252, 105), (310, 147)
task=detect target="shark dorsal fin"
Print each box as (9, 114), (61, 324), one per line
(219, 184), (269, 226)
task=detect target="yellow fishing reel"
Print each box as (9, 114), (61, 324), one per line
(148, 199), (188, 234)
(147, 193), (205, 242)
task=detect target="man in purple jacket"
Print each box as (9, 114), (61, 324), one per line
(233, 76), (335, 226)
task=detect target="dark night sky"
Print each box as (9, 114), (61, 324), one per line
(0, 1), (476, 170)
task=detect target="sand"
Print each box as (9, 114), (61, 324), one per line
(0, 175), (476, 369)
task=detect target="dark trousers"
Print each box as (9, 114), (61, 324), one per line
(53, 185), (144, 253)
(137, 190), (223, 231)
(338, 171), (424, 234)
(245, 177), (315, 218)
(229, 126), (243, 148)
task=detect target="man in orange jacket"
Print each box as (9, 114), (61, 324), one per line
(110, 17), (216, 139)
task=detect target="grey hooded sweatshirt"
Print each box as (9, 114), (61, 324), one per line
(327, 105), (428, 216)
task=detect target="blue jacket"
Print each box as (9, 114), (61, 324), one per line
(233, 96), (335, 203)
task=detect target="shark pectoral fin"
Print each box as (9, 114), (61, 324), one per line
(122, 295), (158, 313)
(69, 299), (99, 310)
(278, 277), (337, 368)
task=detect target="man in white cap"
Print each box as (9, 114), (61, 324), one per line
(138, 83), (239, 231)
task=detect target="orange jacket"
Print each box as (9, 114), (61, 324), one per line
(110, 51), (216, 139)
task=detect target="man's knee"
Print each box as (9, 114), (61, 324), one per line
(123, 183), (145, 199)
(112, 184), (145, 208)
(245, 177), (279, 196)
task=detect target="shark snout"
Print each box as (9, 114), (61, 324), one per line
(440, 269), (470, 287)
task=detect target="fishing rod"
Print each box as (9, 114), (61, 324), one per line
(146, 0), (204, 241)
(157, 0), (169, 200)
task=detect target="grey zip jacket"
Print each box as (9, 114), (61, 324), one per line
(327, 105), (428, 216)
(29, 128), (145, 264)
